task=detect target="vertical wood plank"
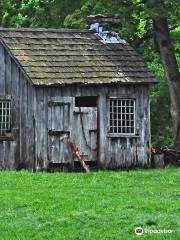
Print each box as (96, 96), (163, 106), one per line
(0, 44), (5, 95)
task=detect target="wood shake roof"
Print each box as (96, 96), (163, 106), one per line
(0, 28), (157, 86)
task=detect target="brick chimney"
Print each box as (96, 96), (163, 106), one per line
(86, 14), (120, 33)
(86, 14), (126, 44)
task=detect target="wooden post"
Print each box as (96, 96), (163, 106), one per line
(152, 154), (164, 168)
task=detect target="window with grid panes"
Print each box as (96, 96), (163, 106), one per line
(109, 99), (135, 135)
(0, 100), (11, 137)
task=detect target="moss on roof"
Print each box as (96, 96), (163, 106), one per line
(0, 28), (157, 86)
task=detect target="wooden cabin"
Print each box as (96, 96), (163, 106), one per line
(0, 27), (157, 171)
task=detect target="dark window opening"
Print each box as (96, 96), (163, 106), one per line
(75, 96), (98, 107)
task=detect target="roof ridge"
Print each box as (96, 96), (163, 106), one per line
(0, 28), (92, 33)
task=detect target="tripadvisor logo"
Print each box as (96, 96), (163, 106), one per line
(135, 227), (173, 235)
(135, 227), (143, 236)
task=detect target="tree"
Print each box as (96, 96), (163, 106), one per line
(152, 0), (180, 149)
(0, 0), (82, 28)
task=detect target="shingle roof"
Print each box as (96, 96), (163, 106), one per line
(0, 28), (157, 85)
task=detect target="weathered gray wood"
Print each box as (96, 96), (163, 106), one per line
(33, 85), (151, 170)
(73, 107), (98, 162)
(98, 90), (108, 168)
(35, 88), (46, 169)
(11, 61), (20, 168)
(0, 44), (5, 95)
(47, 96), (73, 165)
(0, 41), (152, 171)
(104, 85), (151, 169)
(0, 44), (35, 170)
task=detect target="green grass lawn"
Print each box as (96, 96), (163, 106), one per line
(0, 168), (179, 240)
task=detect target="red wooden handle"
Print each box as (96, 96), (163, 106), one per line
(68, 139), (90, 172)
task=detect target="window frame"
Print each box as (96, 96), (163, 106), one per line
(0, 96), (12, 140)
(108, 97), (136, 137)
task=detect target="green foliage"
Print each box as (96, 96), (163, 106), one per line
(147, 29), (179, 148)
(63, 0), (150, 45)
(0, 169), (179, 239)
(64, 9), (86, 29)
(171, 30), (180, 67)
(137, 35), (175, 148)
(149, 62), (174, 148)
(0, 0), (82, 28)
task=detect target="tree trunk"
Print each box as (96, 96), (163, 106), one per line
(153, 16), (180, 149)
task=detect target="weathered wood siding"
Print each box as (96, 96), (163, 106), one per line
(34, 87), (98, 169)
(103, 86), (150, 169)
(48, 97), (73, 165)
(34, 85), (150, 170)
(0, 43), (35, 170)
(0, 41), (151, 170)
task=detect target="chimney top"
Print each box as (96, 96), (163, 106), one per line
(86, 14), (126, 44)
(86, 14), (120, 32)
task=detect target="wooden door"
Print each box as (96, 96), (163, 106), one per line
(73, 107), (98, 162)
(48, 97), (73, 164)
